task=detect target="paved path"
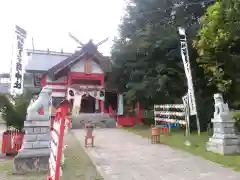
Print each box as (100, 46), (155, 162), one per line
(72, 129), (240, 180)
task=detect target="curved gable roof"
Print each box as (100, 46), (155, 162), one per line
(47, 40), (111, 77)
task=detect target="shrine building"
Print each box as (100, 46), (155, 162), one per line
(25, 40), (113, 114)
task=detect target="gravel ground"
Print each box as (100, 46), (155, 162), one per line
(73, 129), (240, 180)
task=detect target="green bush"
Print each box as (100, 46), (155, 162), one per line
(0, 91), (33, 130)
(233, 110), (240, 132)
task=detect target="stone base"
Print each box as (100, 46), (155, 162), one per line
(13, 149), (50, 174)
(206, 137), (240, 155)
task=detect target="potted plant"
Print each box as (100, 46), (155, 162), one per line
(0, 91), (33, 155)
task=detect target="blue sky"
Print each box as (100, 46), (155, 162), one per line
(0, 0), (126, 73)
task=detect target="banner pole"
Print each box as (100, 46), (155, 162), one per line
(178, 27), (200, 135)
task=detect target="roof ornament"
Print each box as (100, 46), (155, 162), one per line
(95, 38), (109, 47)
(68, 32), (84, 48)
(68, 32), (109, 48)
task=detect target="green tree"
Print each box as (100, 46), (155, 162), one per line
(110, 0), (213, 104)
(108, 0), (216, 130)
(194, 0), (240, 106)
(0, 91), (34, 130)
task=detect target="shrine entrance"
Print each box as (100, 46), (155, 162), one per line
(80, 94), (96, 113)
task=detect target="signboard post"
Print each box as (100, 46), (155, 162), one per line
(178, 27), (201, 135)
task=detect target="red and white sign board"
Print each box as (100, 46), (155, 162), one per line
(48, 118), (66, 180)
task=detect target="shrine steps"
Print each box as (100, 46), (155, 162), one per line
(71, 113), (116, 129)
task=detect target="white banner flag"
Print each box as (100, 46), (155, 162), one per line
(10, 25), (27, 95)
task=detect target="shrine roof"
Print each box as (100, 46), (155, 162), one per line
(25, 49), (73, 73)
(47, 40), (112, 77)
(25, 41), (112, 76)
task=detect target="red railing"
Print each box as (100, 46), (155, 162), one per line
(117, 115), (141, 126)
(1, 129), (24, 155)
(48, 100), (70, 180)
(108, 103), (143, 127)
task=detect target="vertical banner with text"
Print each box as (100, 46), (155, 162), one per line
(10, 25), (27, 95)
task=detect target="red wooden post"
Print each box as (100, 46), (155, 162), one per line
(60, 103), (69, 120)
(85, 124), (94, 147)
(54, 114), (65, 180)
(137, 102), (142, 122)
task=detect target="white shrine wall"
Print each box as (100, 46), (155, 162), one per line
(70, 59), (103, 74)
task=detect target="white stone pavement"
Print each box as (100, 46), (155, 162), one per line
(72, 129), (240, 180)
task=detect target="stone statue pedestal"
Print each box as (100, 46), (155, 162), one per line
(13, 88), (52, 173)
(206, 93), (240, 155)
(13, 120), (50, 173)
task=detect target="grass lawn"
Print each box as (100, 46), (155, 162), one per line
(0, 133), (102, 180)
(124, 124), (240, 171)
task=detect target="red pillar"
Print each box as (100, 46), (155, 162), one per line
(68, 72), (72, 85)
(137, 102), (142, 122)
(41, 74), (46, 87)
